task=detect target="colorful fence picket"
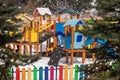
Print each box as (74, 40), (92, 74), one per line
(13, 65), (85, 80)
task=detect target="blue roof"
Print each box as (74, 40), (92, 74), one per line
(63, 19), (84, 27)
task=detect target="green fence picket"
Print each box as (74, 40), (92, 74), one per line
(74, 65), (78, 80)
(33, 67), (37, 80)
(8, 69), (12, 76)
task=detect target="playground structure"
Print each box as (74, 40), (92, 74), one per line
(9, 8), (97, 65)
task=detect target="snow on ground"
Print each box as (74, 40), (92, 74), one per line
(13, 57), (94, 80)
(15, 57), (94, 68)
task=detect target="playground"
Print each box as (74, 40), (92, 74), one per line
(7, 7), (118, 80)
(8, 8), (97, 64)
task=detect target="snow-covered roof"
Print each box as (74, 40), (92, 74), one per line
(34, 8), (52, 15)
(63, 19), (84, 27)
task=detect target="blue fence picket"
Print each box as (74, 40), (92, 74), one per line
(45, 66), (49, 80)
(39, 67), (43, 80)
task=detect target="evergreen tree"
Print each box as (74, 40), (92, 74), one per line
(0, 1), (41, 80)
(78, 0), (120, 79)
(36, 0), (93, 12)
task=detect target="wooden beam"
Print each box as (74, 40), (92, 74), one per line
(64, 49), (83, 52)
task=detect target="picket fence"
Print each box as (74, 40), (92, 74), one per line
(12, 65), (85, 80)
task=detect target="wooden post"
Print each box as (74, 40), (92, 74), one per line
(29, 28), (32, 55)
(19, 40), (22, 54)
(77, 14), (80, 19)
(48, 38), (51, 48)
(40, 15), (43, 24)
(40, 44), (42, 53)
(92, 42), (96, 61)
(66, 52), (69, 63)
(53, 21), (57, 47)
(71, 27), (74, 65)
(70, 14), (73, 19)
(13, 44), (16, 52)
(92, 53), (95, 61)
(49, 15), (51, 23)
(36, 22), (39, 54)
(65, 26), (69, 63)
(57, 14), (60, 22)
(25, 45), (28, 55)
(46, 40), (48, 56)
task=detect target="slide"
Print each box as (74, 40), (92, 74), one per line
(39, 23), (54, 33)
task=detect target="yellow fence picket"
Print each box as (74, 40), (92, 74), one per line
(28, 68), (32, 80)
(64, 65), (68, 80)
(70, 65), (73, 80)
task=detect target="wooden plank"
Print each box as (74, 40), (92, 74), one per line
(28, 68), (32, 80)
(22, 68), (26, 80)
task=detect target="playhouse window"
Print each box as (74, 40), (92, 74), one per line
(76, 35), (82, 42)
